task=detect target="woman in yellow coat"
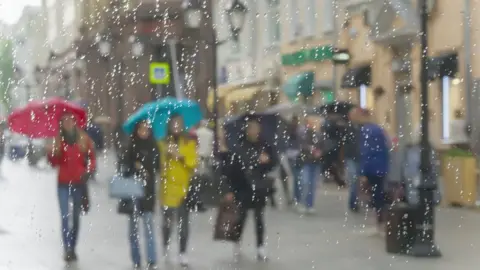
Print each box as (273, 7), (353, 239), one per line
(158, 114), (197, 267)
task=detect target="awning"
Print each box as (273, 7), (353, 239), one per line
(428, 53), (458, 80)
(282, 71), (315, 100)
(340, 65), (371, 88)
(224, 87), (261, 109)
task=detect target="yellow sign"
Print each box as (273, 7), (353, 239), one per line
(149, 62), (170, 84)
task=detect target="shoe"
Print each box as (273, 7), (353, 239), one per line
(147, 263), (158, 270)
(132, 263), (141, 269)
(179, 253), (189, 267)
(297, 205), (306, 214)
(257, 246), (268, 262)
(307, 208), (316, 215)
(233, 242), (241, 256)
(70, 251), (77, 261)
(349, 206), (360, 213)
(162, 247), (170, 263)
(63, 250), (75, 262)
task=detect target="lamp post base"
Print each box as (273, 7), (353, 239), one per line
(409, 242), (442, 257)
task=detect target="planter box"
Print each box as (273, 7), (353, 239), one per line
(442, 155), (478, 207)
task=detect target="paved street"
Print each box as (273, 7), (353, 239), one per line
(1, 153), (480, 269)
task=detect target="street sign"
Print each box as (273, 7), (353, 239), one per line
(149, 62), (170, 84)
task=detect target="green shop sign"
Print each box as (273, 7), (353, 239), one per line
(281, 45), (333, 66)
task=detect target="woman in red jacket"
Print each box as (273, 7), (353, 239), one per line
(46, 113), (96, 262)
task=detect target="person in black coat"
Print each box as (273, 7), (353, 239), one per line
(117, 120), (160, 268)
(222, 119), (277, 261)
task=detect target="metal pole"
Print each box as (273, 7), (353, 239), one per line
(118, 61), (124, 127)
(409, 0), (441, 257)
(464, 0), (473, 125)
(168, 39), (184, 99)
(212, 37), (219, 157)
(332, 0), (338, 100)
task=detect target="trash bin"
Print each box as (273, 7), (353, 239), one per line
(385, 202), (415, 254)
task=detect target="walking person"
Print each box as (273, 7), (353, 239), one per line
(345, 109), (363, 212)
(158, 114), (197, 267)
(298, 118), (327, 214)
(222, 118), (277, 261)
(283, 115), (303, 206)
(355, 109), (389, 235)
(45, 113), (96, 262)
(117, 120), (160, 269)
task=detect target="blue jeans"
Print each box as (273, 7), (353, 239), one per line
(286, 158), (302, 203)
(301, 164), (321, 208)
(57, 184), (84, 252)
(129, 209), (157, 265)
(346, 159), (359, 210)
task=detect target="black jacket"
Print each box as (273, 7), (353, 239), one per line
(300, 128), (335, 164)
(119, 140), (160, 213)
(220, 139), (277, 208)
(343, 124), (361, 161)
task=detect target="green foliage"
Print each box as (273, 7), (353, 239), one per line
(0, 39), (13, 108)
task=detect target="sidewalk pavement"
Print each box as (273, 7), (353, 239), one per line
(0, 154), (480, 269)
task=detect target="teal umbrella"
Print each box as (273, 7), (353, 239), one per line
(122, 97), (203, 140)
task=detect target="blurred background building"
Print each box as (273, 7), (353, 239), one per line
(11, 6), (47, 108)
(0, 0), (476, 149)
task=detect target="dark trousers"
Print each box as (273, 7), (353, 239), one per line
(235, 205), (265, 247)
(162, 204), (190, 253)
(366, 174), (386, 224)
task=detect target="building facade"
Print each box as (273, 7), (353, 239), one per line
(280, 0), (338, 108)
(213, 0), (283, 116)
(279, 0), (479, 149)
(75, 0), (216, 145)
(11, 6), (48, 108)
(41, 0), (83, 100)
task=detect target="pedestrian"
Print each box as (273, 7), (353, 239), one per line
(283, 115), (303, 206)
(157, 114), (197, 267)
(321, 117), (346, 187)
(223, 118), (277, 261)
(117, 120), (160, 269)
(45, 113), (96, 262)
(276, 115), (301, 206)
(355, 109), (389, 235)
(345, 109), (363, 212)
(298, 117), (329, 214)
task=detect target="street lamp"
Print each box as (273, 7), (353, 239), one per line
(331, 48), (351, 65)
(409, 0), (441, 257)
(225, 0), (248, 37)
(182, 0), (247, 157)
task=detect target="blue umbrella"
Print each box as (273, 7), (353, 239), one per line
(123, 97), (203, 140)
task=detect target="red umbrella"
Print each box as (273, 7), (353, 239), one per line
(8, 97), (87, 138)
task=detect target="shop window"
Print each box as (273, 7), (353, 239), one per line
(359, 85), (375, 110)
(441, 76), (462, 140)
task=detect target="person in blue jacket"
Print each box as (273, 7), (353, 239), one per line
(355, 109), (389, 234)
